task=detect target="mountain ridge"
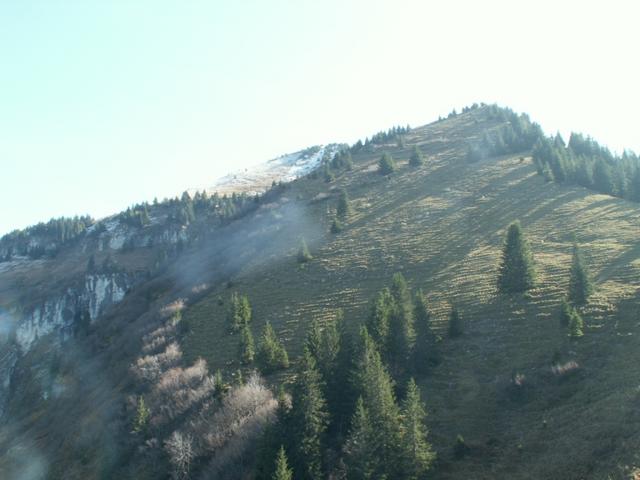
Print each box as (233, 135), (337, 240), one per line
(2, 104), (640, 479)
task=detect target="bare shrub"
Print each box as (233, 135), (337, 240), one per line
(551, 360), (579, 377)
(193, 372), (277, 475)
(132, 342), (183, 384)
(161, 299), (186, 318)
(142, 314), (182, 354)
(165, 431), (194, 480)
(150, 359), (215, 426)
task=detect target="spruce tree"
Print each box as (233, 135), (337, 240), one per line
(399, 379), (435, 480)
(213, 370), (226, 398)
(273, 446), (293, 480)
(337, 189), (351, 219)
(290, 348), (329, 480)
(328, 314), (357, 436)
(568, 308), (584, 338)
(497, 221), (536, 293)
(351, 327), (402, 478)
(239, 323), (255, 364)
(257, 322), (289, 373)
(388, 273), (416, 376)
(367, 288), (394, 355)
(343, 397), (376, 480)
(448, 305), (463, 338)
(298, 238), (313, 263)
(256, 389), (291, 480)
(568, 243), (592, 305)
(413, 289), (436, 372)
(330, 218), (343, 234)
(133, 396), (150, 434)
(378, 152), (396, 175)
(239, 294), (252, 325)
(409, 145), (424, 166)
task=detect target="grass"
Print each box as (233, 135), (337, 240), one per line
(181, 107), (640, 478)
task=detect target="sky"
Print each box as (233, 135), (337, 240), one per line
(1, 0), (639, 235)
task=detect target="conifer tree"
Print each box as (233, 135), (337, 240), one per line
(213, 369), (226, 398)
(367, 288), (394, 355)
(133, 395), (150, 434)
(273, 446), (293, 480)
(388, 273), (416, 375)
(409, 145), (424, 166)
(298, 238), (313, 263)
(343, 397), (376, 480)
(568, 308), (584, 338)
(330, 218), (343, 234)
(337, 189), (351, 219)
(351, 327), (402, 477)
(306, 319), (323, 361)
(290, 348), (329, 480)
(256, 388), (291, 480)
(378, 152), (396, 175)
(257, 322), (289, 373)
(568, 243), (592, 305)
(239, 294), (252, 325)
(497, 221), (536, 293)
(413, 289), (436, 372)
(239, 323), (255, 364)
(328, 314), (357, 435)
(448, 305), (463, 338)
(399, 379), (435, 480)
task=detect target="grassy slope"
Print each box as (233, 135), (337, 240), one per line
(182, 108), (640, 479)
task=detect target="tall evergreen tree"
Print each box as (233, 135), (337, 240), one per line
(388, 273), (416, 376)
(413, 290), (436, 372)
(367, 288), (394, 354)
(343, 397), (376, 480)
(568, 308), (584, 338)
(297, 238), (313, 263)
(290, 348), (329, 480)
(273, 446), (293, 480)
(351, 327), (402, 478)
(328, 314), (357, 436)
(497, 221), (536, 293)
(399, 379), (435, 480)
(378, 153), (396, 175)
(132, 396), (150, 434)
(257, 322), (289, 373)
(256, 388), (291, 479)
(239, 323), (255, 364)
(568, 243), (592, 305)
(228, 292), (252, 332)
(409, 145), (424, 167)
(337, 189), (351, 219)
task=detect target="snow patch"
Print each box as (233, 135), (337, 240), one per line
(198, 144), (342, 196)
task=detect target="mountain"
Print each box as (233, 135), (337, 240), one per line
(2, 104), (640, 479)
(195, 144), (343, 197)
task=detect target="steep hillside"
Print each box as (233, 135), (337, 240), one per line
(182, 108), (640, 479)
(2, 105), (640, 479)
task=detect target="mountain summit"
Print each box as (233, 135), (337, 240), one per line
(2, 104), (640, 479)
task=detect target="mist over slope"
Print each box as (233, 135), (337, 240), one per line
(2, 104), (640, 479)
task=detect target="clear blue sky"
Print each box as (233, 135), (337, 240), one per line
(1, 0), (638, 235)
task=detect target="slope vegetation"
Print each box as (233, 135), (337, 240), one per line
(182, 107), (640, 479)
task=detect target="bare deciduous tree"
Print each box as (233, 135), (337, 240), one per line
(165, 431), (194, 480)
